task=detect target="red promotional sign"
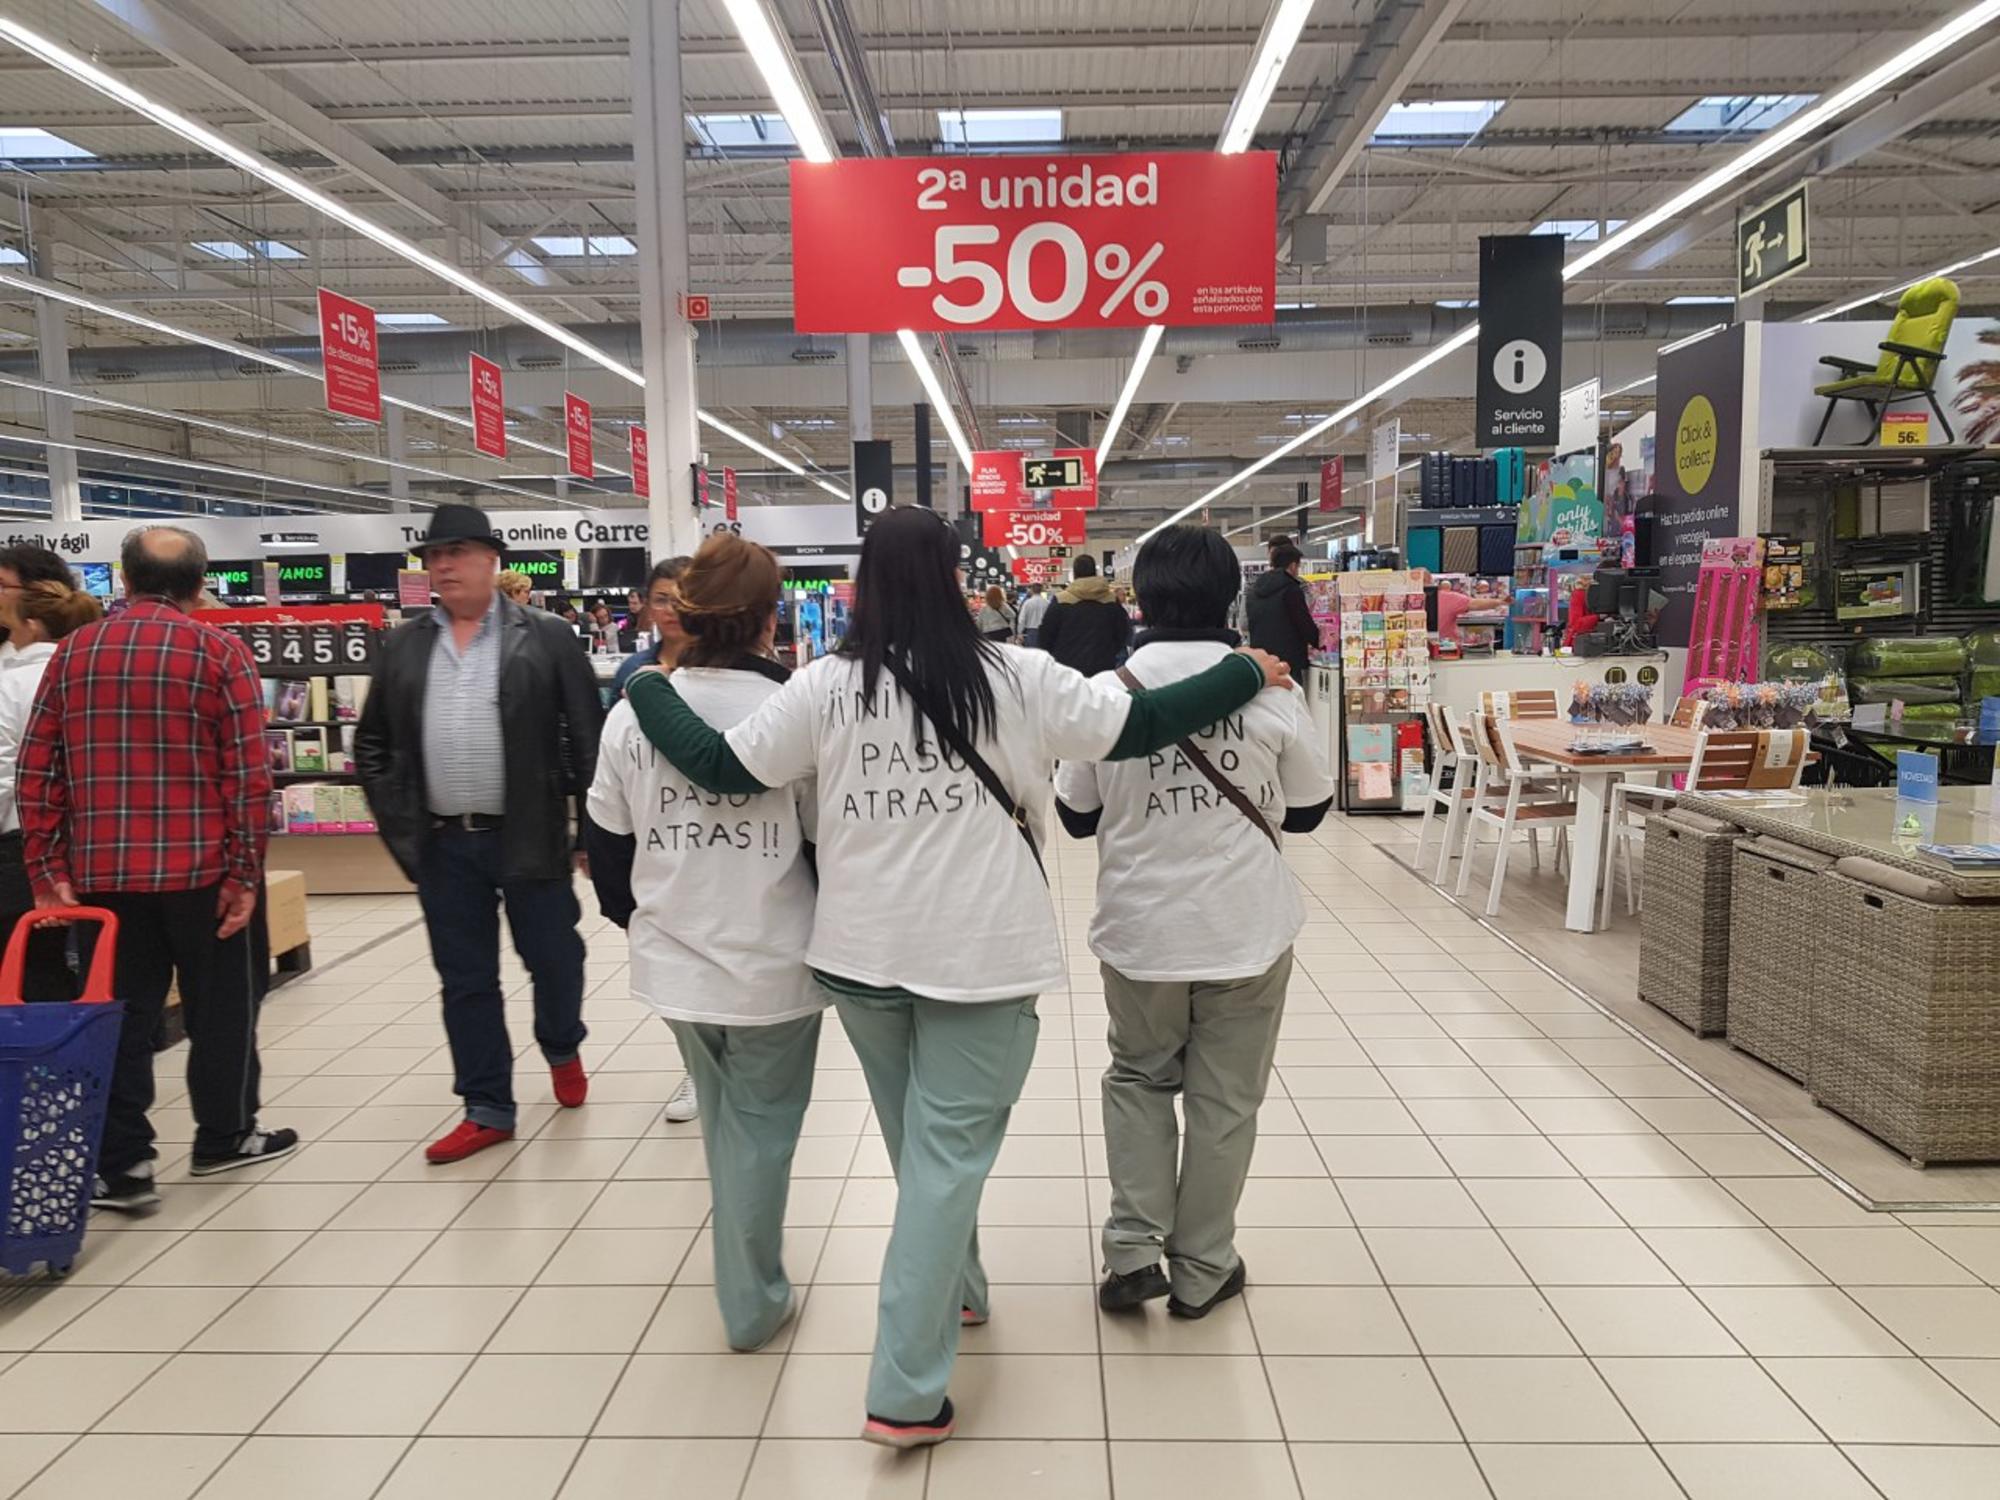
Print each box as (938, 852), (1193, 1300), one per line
(982, 510), (1088, 549)
(969, 450), (1026, 511)
(790, 152), (1277, 333)
(316, 289), (380, 422)
(564, 392), (594, 479)
(469, 354), (506, 458)
(1011, 556), (1067, 585)
(1319, 455), (1343, 512)
(724, 467), (738, 521)
(629, 425), (649, 498)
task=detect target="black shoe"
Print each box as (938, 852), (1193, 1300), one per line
(1169, 1259), (1247, 1320)
(1098, 1263), (1171, 1313)
(91, 1162), (160, 1213)
(190, 1127), (300, 1176)
(862, 1398), (956, 1450)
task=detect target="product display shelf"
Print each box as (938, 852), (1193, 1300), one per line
(1333, 571), (1431, 815)
(206, 603), (409, 895)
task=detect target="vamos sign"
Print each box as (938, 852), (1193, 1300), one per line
(790, 151), (1276, 333)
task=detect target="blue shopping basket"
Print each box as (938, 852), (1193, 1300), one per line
(0, 907), (122, 1279)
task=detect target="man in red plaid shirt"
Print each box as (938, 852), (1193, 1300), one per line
(19, 526), (297, 1210)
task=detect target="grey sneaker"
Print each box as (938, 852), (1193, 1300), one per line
(190, 1127), (300, 1176)
(91, 1160), (160, 1212)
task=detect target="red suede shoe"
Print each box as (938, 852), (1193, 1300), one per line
(551, 1058), (589, 1109)
(425, 1120), (514, 1165)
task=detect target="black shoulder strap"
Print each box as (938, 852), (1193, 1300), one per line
(1115, 665), (1281, 850)
(880, 655), (1045, 882)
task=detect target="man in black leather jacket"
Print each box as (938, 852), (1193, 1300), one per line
(356, 505), (605, 1164)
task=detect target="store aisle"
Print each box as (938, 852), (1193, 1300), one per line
(2, 820), (1999, 1500)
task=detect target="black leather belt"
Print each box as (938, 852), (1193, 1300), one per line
(431, 812), (505, 831)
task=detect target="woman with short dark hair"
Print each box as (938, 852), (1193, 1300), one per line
(1056, 524), (1334, 1321)
(624, 505), (1291, 1448)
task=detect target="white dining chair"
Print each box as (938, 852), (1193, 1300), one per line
(1415, 703), (1477, 883)
(1455, 712), (1582, 916)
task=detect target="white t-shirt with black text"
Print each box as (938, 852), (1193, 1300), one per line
(1054, 637), (1335, 983)
(724, 646), (1137, 1002)
(587, 665), (824, 1026)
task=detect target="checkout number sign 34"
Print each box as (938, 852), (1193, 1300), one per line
(788, 153), (1278, 334)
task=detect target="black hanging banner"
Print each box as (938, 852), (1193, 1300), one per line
(1476, 234), (1564, 448)
(853, 439), (894, 536)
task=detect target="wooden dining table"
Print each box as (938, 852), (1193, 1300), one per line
(1501, 719), (1706, 933)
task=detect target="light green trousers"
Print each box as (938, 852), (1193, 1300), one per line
(834, 991), (1040, 1422)
(666, 1013), (822, 1352)
(1100, 949), (1292, 1305)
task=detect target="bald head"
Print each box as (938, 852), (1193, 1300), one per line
(121, 525), (210, 605)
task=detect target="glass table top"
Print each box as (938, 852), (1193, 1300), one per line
(1679, 786), (2000, 890)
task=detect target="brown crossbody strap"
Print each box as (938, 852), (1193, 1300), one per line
(1115, 666), (1280, 849)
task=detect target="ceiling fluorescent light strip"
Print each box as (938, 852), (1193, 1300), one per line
(714, 0), (834, 163)
(0, 462), (336, 518)
(1137, 0), (2000, 546)
(1565, 0), (2000, 280)
(896, 330), (974, 470)
(1222, 460), (1418, 538)
(1657, 323), (1728, 356)
(0, 268), (632, 489)
(1804, 240), (2000, 322)
(0, 20), (646, 389)
(0, 428), (417, 512)
(0, 21), (851, 501)
(1100, 0), (1315, 472)
(697, 408), (848, 498)
(0, 372), (572, 507)
(1094, 323), (1164, 469)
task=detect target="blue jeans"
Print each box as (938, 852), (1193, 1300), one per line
(416, 825), (587, 1131)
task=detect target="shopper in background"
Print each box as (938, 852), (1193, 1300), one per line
(21, 526), (291, 1209)
(1037, 553), (1132, 677)
(355, 505), (605, 1165)
(586, 534), (820, 1351)
(974, 582), (1016, 642)
(610, 555), (692, 701)
(496, 570), (534, 607)
(623, 505), (1290, 1449)
(0, 543), (78, 668)
(1016, 583), (1051, 647)
(0, 580), (102, 1001)
(1246, 542), (1322, 687)
(1056, 524), (1334, 1320)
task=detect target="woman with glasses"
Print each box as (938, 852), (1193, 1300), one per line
(624, 505), (1292, 1448)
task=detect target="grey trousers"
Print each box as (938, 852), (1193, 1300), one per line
(1099, 948), (1292, 1304)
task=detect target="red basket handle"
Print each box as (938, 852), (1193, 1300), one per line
(0, 906), (120, 1005)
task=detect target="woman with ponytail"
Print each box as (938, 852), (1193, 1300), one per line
(623, 505), (1292, 1447)
(583, 534), (822, 1354)
(0, 579), (103, 997)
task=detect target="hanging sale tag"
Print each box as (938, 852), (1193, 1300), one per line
(317, 290), (381, 423)
(629, 425), (649, 498)
(564, 392), (594, 480)
(469, 354), (506, 458)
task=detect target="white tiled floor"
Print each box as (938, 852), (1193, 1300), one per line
(3, 821), (2000, 1498)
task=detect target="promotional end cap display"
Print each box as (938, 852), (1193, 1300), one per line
(413, 504), (504, 557)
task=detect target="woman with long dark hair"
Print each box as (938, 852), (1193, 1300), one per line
(625, 505), (1289, 1448)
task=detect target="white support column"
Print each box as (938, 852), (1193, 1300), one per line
(846, 334), (873, 443)
(33, 292), (82, 524)
(631, 0), (704, 560)
(384, 402), (411, 505)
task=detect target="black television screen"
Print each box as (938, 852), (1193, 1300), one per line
(206, 558), (257, 597)
(580, 546), (647, 590)
(273, 553), (331, 597)
(508, 548), (566, 587)
(343, 551), (409, 592)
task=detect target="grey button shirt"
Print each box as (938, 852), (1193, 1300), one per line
(423, 598), (506, 816)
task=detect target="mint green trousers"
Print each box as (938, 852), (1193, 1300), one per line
(666, 1014), (822, 1351)
(1100, 949), (1292, 1305)
(834, 991), (1040, 1422)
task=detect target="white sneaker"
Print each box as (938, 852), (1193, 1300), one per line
(664, 1075), (699, 1123)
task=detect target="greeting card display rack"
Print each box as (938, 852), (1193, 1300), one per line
(1334, 571), (1431, 815)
